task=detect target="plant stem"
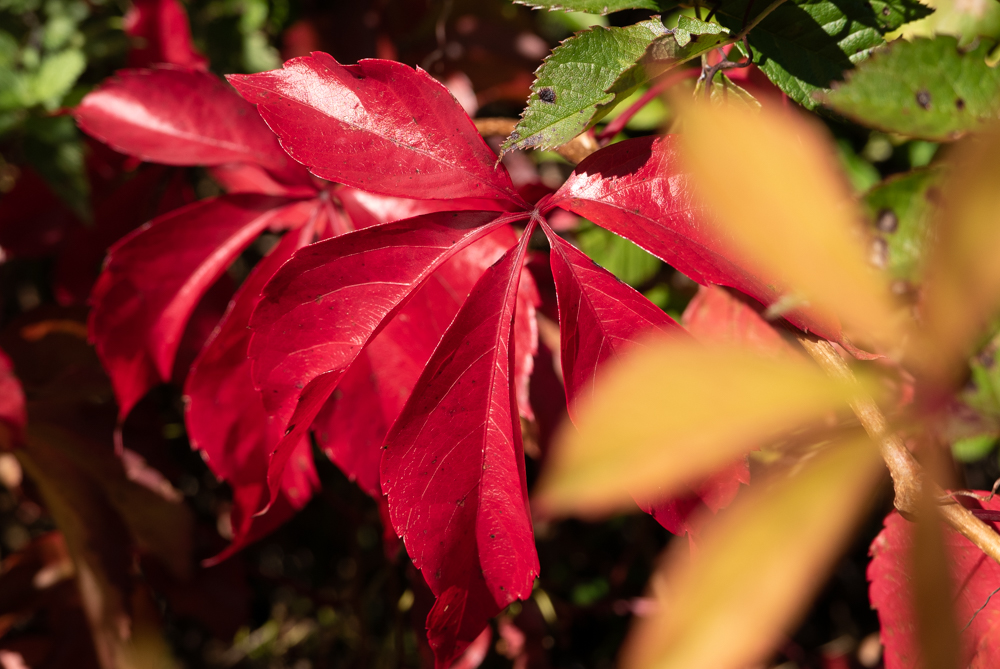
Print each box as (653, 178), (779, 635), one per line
(796, 335), (1000, 564)
(596, 68), (699, 145)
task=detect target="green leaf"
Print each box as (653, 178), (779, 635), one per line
(824, 36), (1000, 141)
(514, 0), (664, 14)
(952, 434), (997, 461)
(577, 222), (662, 286)
(863, 167), (941, 284)
(892, 0), (1000, 43)
(715, 0), (931, 109)
(29, 48), (85, 109)
(502, 20), (668, 153)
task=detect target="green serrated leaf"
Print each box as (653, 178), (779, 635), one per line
(514, 0), (663, 14)
(863, 167), (942, 284)
(824, 36), (1000, 141)
(868, 0), (936, 32)
(502, 20), (668, 152)
(716, 0), (929, 109)
(577, 222), (661, 286)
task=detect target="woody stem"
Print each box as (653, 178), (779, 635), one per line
(796, 335), (1000, 564)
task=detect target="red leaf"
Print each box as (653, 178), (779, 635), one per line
(542, 223), (685, 417)
(869, 501), (1000, 668)
(542, 225), (704, 534)
(380, 223), (539, 668)
(312, 226), (530, 499)
(682, 285), (798, 359)
(185, 223), (320, 564)
(124, 0), (208, 70)
(227, 54), (524, 206)
(89, 194), (304, 417)
(209, 163), (317, 198)
(75, 67), (307, 185)
(249, 211), (525, 511)
(0, 347), (26, 448)
(545, 135), (842, 344)
(54, 165), (181, 305)
(335, 187), (510, 230)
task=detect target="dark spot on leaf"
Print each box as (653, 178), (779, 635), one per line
(284, 424), (295, 435)
(538, 87), (556, 104)
(882, 5), (891, 14)
(916, 89), (931, 110)
(508, 131), (519, 141)
(876, 208), (898, 233)
(956, 97), (966, 110)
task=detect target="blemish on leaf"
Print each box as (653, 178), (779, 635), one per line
(538, 87), (556, 104)
(876, 208), (898, 233)
(956, 97), (966, 110)
(882, 6), (891, 14)
(915, 89), (932, 110)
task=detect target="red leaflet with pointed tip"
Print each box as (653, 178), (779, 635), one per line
(124, 0), (208, 70)
(75, 67), (306, 181)
(0, 348), (26, 448)
(543, 225), (698, 534)
(381, 226), (539, 668)
(250, 211), (523, 510)
(869, 502), (1000, 668)
(227, 55), (523, 206)
(545, 135), (841, 343)
(90, 194), (302, 417)
(185, 224), (319, 564)
(543, 224), (685, 416)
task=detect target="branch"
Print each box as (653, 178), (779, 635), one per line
(796, 335), (1000, 564)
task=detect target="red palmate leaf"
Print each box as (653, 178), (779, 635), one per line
(75, 67), (309, 186)
(544, 135), (842, 344)
(185, 221), (322, 564)
(249, 211), (526, 510)
(869, 502), (1000, 668)
(89, 195), (308, 417)
(381, 222), (539, 668)
(227, 54), (525, 207)
(124, 0), (207, 70)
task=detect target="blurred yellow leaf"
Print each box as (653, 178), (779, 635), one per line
(910, 126), (1000, 384)
(621, 436), (883, 669)
(678, 99), (903, 351)
(535, 338), (874, 517)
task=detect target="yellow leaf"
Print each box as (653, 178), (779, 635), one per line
(910, 125), (1000, 384)
(678, 99), (904, 352)
(621, 436), (883, 669)
(534, 338), (874, 517)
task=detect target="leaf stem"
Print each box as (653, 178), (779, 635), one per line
(796, 335), (1000, 564)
